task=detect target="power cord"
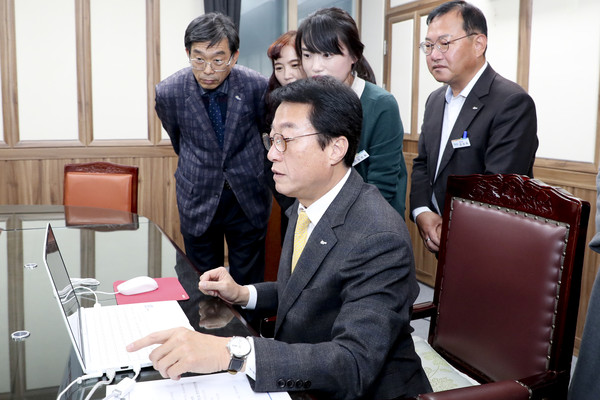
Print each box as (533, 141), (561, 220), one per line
(56, 371), (104, 400)
(83, 369), (116, 400)
(103, 365), (142, 400)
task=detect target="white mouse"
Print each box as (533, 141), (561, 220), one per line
(117, 276), (159, 295)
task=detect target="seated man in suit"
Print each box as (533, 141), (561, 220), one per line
(128, 76), (432, 400)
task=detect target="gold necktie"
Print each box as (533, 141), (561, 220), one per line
(291, 210), (310, 272)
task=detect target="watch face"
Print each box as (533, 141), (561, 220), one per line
(229, 337), (251, 357)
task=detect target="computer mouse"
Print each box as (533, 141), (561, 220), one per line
(117, 276), (159, 295)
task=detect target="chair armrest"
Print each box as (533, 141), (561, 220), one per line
(412, 301), (437, 320)
(519, 370), (568, 399)
(415, 380), (530, 400)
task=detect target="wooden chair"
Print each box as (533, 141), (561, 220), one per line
(63, 162), (139, 213)
(410, 174), (590, 400)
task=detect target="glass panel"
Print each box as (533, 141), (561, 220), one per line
(90, 0), (148, 141)
(298, 0), (355, 22)
(160, 1), (205, 80)
(470, 0), (519, 82)
(95, 226), (150, 285)
(417, 15), (444, 135)
(14, 0), (78, 141)
(238, 0), (287, 77)
(0, 226), (8, 393)
(159, 1), (205, 140)
(529, 0), (599, 162)
(390, 0), (413, 7)
(390, 19), (414, 133)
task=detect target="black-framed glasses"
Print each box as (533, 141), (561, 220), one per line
(419, 33), (477, 55)
(189, 55), (233, 72)
(262, 132), (321, 153)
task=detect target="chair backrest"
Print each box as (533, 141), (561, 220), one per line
(64, 162), (139, 213)
(429, 174), (589, 386)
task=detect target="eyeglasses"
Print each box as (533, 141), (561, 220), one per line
(262, 132), (321, 153)
(419, 33), (477, 55)
(189, 55), (233, 72)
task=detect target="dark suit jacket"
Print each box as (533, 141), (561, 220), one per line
(155, 66), (270, 236)
(410, 64), (538, 217)
(251, 169), (431, 400)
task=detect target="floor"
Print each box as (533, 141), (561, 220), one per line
(411, 282), (578, 378)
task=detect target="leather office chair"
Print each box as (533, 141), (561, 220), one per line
(410, 174), (590, 400)
(63, 161), (139, 213)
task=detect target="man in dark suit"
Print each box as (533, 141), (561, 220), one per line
(409, 1), (538, 252)
(129, 77), (432, 399)
(155, 13), (270, 285)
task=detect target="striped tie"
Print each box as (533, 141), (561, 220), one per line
(291, 210), (310, 272)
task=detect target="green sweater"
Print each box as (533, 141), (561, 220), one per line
(354, 81), (408, 218)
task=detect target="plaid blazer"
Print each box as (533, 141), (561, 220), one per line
(156, 65), (271, 236)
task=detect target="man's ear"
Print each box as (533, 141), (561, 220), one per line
(329, 136), (349, 165)
(474, 34), (487, 58)
(230, 50), (240, 67)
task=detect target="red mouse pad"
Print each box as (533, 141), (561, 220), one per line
(113, 277), (189, 305)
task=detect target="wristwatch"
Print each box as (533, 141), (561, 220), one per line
(227, 336), (251, 374)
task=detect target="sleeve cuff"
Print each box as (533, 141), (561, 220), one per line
(244, 336), (257, 380)
(412, 206), (432, 221)
(242, 285), (257, 310)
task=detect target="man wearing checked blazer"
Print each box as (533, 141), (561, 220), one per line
(155, 13), (270, 285)
(410, 1), (538, 253)
(129, 77), (432, 399)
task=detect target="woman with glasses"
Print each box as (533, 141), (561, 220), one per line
(295, 7), (408, 218)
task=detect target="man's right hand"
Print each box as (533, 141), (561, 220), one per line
(415, 211), (443, 253)
(198, 267), (250, 306)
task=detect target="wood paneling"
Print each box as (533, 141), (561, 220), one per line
(0, 153), (183, 250)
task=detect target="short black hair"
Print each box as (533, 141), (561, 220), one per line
(270, 76), (362, 168)
(295, 7), (376, 84)
(427, 1), (488, 37)
(184, 13), (239, 54)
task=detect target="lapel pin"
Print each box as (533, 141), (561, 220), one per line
(235, 95), (241, 101)
(320, 240), (327, 245)
(472, 106), (478, 110)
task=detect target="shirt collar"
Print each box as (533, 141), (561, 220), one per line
(351, 74), (366, 98)
(445, 61), (488, 103)
(198, 76), (230, 97)
(298, 168), (352, 226)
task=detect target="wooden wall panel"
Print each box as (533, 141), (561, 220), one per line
(0, 154), (183, 250)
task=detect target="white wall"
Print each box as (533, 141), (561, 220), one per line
(361, 0), (385, 85)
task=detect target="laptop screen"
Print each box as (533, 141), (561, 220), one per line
(43, 223), (86, 366)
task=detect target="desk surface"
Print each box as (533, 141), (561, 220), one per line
(0, 205), (259, 399)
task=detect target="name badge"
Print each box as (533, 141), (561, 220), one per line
(353, 150), (369, 166)
(451, 138), (471, 149)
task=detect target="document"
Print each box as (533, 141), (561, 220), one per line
(107, 372), (292, 399)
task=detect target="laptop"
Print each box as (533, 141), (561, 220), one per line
(43, 223), (194, 376)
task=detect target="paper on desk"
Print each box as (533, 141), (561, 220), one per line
(107, 372), (291, 400)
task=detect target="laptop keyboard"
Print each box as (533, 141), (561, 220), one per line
(84, 303), (165, 370)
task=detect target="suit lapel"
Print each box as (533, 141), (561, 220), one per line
(435, 65), (495, 180)
(426, 91), (446, 183)
(222, 69), (243, 153)
(274, 170), (361, 335)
